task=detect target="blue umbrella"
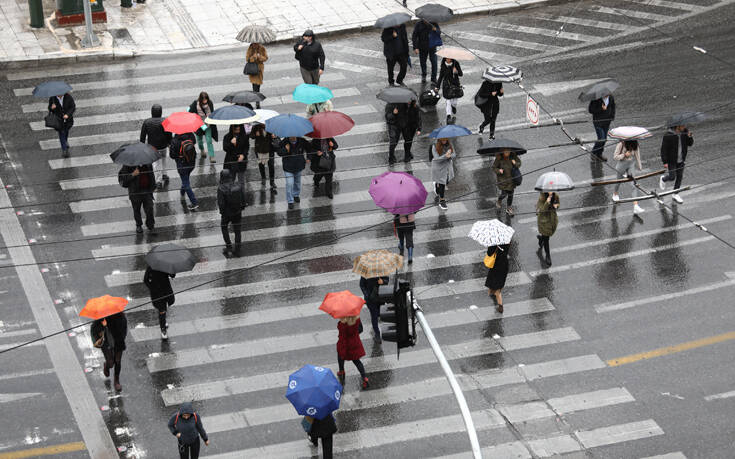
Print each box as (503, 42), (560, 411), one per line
(292, 84), (334, 104)
(265, 114), (313, 137)
(205, 104), (258, 125)
(32, 81), (72, 98)
(429, 124), (472, 139)
(285, 364), (342, 420)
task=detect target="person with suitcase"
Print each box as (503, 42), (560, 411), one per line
(436, 58), (463, 124)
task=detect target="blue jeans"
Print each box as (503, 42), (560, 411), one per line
(592, 125), (608, 158)
(177, 163), (197, 205)
(284, 170), (301, 204)
(419, 48), (438, 81)
(366, 302), (381, 337)
(58, 127), (70, 151)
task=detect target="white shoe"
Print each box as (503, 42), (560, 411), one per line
(161, 329), (168, 339)
(432, 181), (437, 196)
(659, 176), (666, 191)
(633, 204), (645, 214)
(612, 193), (620, 202)
(672, 194), (683, 204)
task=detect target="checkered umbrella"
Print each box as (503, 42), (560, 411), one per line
(352, 249), (403, 278)
(482, 65), (522, 82)
(468, 219), (515, 247)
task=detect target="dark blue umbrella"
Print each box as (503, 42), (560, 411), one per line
(429, 124), (472, 139)
(205, 105), (258, 125)
(285, 364), (342, 420)
(110, 142), (160, 166)
(265, 114), (313, 138)
(32, 81), (72, 98)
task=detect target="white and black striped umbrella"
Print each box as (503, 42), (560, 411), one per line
(482, 65), (522, 82)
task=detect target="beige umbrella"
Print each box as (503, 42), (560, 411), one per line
(436, 46), (476, 61)
(352, 249), (403, 278)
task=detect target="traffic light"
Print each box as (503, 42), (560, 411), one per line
(380, 279), (416, 357)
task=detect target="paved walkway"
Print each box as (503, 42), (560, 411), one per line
(0, 0), (544, 65)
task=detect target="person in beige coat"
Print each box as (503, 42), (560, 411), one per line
(246, 43), (268, 108)
(611, 140), (644, 214)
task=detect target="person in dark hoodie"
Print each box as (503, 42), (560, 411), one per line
(381, 23), (410, 86)
(222, 124), (249, 206)
(307, 412), (337, 459)
(170, 132), (199, 211)
(143, 266), (175, 339)
(294, 30), (326, 84)
(385, 101), (421, 164)
(309, 137), (338, 199)
(91, 312), (127, 392)
(140, 104), (172, 189)
(168, 402), (209, 459)
(217, 169), (243, 257)
(278, 136), (313, 209)
(250, 123), (277, 192)
(412, 20), (441, 84)
(118, 163), (156, 234)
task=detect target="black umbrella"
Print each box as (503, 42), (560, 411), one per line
(32, 81), (72, 98)
(666, 111), (706, 128)
(416, 4), (454, 22)
(110, 143), (160, 166)
(376, 86), (417, 104)
(223, 91), (266, 104)
(374, 12), (412, 29)
(477, 138), (527, 155)
(145, 244), (197, 275)
(578, 79), (619, 102)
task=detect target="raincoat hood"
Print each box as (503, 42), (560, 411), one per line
(151, 104), (162, 118)
(179, 402), (194, 415)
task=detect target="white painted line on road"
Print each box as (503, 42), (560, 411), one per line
(640, 453), (687, 459)
(547, 387), (634, 413)
(0, 327), (38, 338)
(576, 419), (664, 448)
(704, 390), (735, 401)
(590, 5), (676, 22)
(487, 22), (596, 42)
(0, 339), (44, 351)
(627, 0), (703, 11)
(531, 38), (674, 64)
(531, 13), (642, 31)
(329, 44), (384, 59)
(0, 368), (55, 381)
(0, 392), (44, 403)
(449, 31), (563, 52)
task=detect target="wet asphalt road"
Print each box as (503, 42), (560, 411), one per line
(1, 0), (735, 458)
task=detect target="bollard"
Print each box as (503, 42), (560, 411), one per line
(121, 0), (133, 7)
(28, 0), (44, 28)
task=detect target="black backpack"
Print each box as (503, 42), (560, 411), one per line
(118, 167), (129, 188)
(222, 184), (243, 214)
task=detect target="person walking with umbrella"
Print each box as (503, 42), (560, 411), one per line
(47, 90), (76, 157)
(245, 43), (268, 109)
(385, 102), (410, 165)
(278, 136), (313, 209)
(117, 161), (156, 234)
(188, 92), (219, 163)
(307, 413), (337, 459)
(336, 315), (370, 389)
(382, 23), (410, 87)
(170, 132), (199, 210)
(493, 148), (522, 215)
(659, 124), (694, 204)
(309, 137), (338, 199)
(167, 402), (209, 459)
(394, 213), (416, 264)
(431, 138), (455, 210)
(436, 57), (463, 124)
(536, 192), (559, 266)
(588, 94), (615, 162)
(612, 139), (645, 215)
(90, 311), (128, 391)
(476, 79), (503, 139)
(250, 123), (278, 192)
(223, 124), (249, 205)
(217, 169), (244, 257)
(144, 266), (175, 339)
(359, 275), (389, 342)
(485, 244), (510, 313)
(412, 19), (441, 84)
(468, 220), (514, 313)
(306, 99), (334, 118)
(294, 30), (325, 84)
(140, 104), (172, 189)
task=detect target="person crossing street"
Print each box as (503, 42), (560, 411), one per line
(294, 30), (326, 84)
(217, 169), (244, 257)
(47, 92), (75, 157)
(118, 163), (156, 233)
(168, 402), (209, 459)
(91, 312), (127, 392)
(140, 104), (172, 189)
(278, 136), (313, 209)
(143, 266), (175, 339)
(381, 23), (410, 86)
(659, 124), (694, 204)
(588, 94), (615, 161)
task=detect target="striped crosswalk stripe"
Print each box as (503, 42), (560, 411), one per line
(449, 31), (563, 53)
(590, 5), (676, 22)
(487, 22), (597, 42)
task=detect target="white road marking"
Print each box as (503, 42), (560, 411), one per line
(704, 390), (735, 401)
(576, 419), (664, 448)
(488, 22), (597, 42)
(450, 31), (563, 52)
(547, 387), (635, 413)
(0, 392), (44, 403)
(590, 5), (675, 22)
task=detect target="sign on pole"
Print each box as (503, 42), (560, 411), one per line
(526, 95), (540, 126)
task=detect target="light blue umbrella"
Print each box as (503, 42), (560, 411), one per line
(285, 364), (342, 420)
(429, 124), (472, 139)
(292, 84), (334, 104)
(33, 81), (72, 98)
(265, 114), (313, 137)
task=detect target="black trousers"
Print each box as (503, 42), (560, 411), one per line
(252, 84), (261, 108)
(102, 347), (123, 378)
(386, 55), (407, 85)
(538, 235), (551, 257)
(258, 159), (275, 181)
(314, 171), (333, 195)
(221, 213), (242, 246)
(435, 183), (446, 199)
(662, 162), (685, 189)
(338, 357), (366, 378)
(480, 108), (497, 136)
(388, 126), (413, 160)
(310, 434), (333, 459)
(398, 228), (414, 249)
(178, 438), (200, 459)
(498, 189), (514, 206)
(130, 193), (154, 229)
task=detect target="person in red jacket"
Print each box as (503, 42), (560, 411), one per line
(336, 316), (369, 389)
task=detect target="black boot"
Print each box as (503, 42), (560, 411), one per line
(258, 164), (266, 184)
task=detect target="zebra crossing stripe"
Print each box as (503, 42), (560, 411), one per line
(639, 453), (687, 459)
(590, 5), (676, 22)
(531, 13), (641, 31)
(450, 31), (563, 52)
(626, 0), (703, 11)
(487, 22), (597, 42)
(329, 44), (384, 59)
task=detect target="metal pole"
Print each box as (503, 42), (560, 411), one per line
(81, 0), (100, 48)
(412, 297), (483, 459)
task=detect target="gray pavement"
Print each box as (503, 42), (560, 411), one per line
(1, 0), (735, 458)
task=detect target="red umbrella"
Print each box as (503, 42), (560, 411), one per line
(318, 290), (365, 319)
(306, 111), (355, 139)
(162, 112), (203, 134)
(80, 295), (128, 320)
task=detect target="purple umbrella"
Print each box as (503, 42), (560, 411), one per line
(369, 171), (428, 215)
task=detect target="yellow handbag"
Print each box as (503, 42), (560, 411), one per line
(484, 250), (497, 269)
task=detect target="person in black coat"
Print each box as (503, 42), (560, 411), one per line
(223, 124), (249, 205)
(484, 244), (509, 313)
(140, 104), (172, 188)
(91, 312), (127, 391)
(170, 132), (199, 210)
(217, 169), (243, 256)
(588, 95), (616, 161)
(168, 402), (209, 459)
(308, 413), (337, 459)
(412, 20), (440, 84)
(278, 137), (313, 209)
(144, 266), (175, 339)
(309, 137), (338, 199)
(659, 125), (694, 204)
(436, 58), (463, 124)
(381, 24), (410, 86)
(118, 163), (156, 233)
(250, 124), (278, 191)
(359, 275), (389, 342)
(385, 101), (421, 164)
(294, 30), (326, 84)
(477, 80), (503, 139)
(47, 92), (75, 157)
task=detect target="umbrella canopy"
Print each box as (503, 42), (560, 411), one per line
(319, 291), (366, 319)
(369, 171), (428, 215)
(306, 111), (355, 138)
(578, 79), (619, 102)
(374, 12), (412, 29)
(162, 112), (203, 135)
(535, 171), (575, 192)
(110, 142), (160, 166)
(376, 86), (417, 104)
(265, 114), (313, 137)
(436, 46), (476, 61)
(666, 111), (706, 128)
(608, 126), (652, 140)
(416, 3), (454, 22)
(353, 249), (404, 278)
(468, 219), (515, 247)
(253, 109), (280, 124)
(477, 138), (527, 155)
(32, 81), (72, 98)
(482, 65), (523, 83)
(429, 124), (472, 139)
(222, 91), (266, 105)
(145, 243), (197, 275)
(235, 24), (276, 43)
(293, 84), (334, 104)
(205, 105), (259, 125)
(285, 365), (342, 420)
(80, 295), (128, 320)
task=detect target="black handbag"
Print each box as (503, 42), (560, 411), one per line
(318, 153), (332, 170)
(474, 90), (488, 107)
(445, 84), (464, 99)
(511, 166), (523, 187)
(243, 61), (259, 75)
(44, 112), (62, 130)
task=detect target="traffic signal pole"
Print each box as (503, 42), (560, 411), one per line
(411, 295), (483, 459)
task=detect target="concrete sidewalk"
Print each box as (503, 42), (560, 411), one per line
(0, 0), (553, 67)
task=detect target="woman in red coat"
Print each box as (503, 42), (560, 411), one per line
(336, 316), (369, 389)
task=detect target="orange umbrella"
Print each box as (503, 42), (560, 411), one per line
(80, 295), (128, 320)
(318, 291), (365, 319)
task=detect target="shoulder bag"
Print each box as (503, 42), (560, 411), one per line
(243, 61), (259, 75)
(44, 112), (63, 131)
(483, 249), (497, 269)
(511, 165), (523, 187)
